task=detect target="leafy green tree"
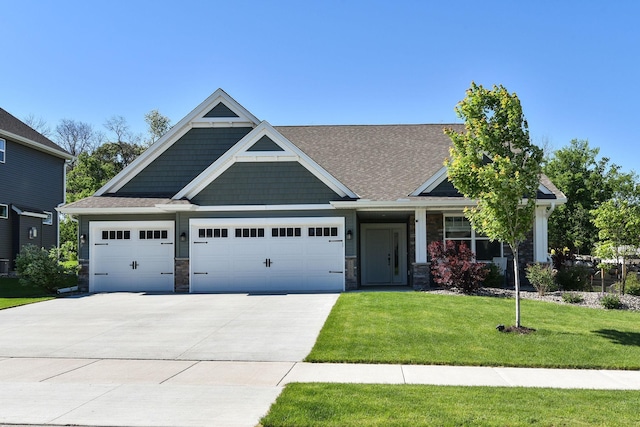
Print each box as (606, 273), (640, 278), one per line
(144, 109), (171, 145)
(544, 139), (621, 254)
(592, 172), (640, 294)
(445, 82), (543, 327)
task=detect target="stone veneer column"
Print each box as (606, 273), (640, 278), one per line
(77, 259), (89, 293)
(174, 258), (189, 293)
(345, 256), (357, 290)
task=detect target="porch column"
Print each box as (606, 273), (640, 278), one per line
(533, 205), (550, 263)
(412, 208), (430, 289)
(415, 208), (427, 263)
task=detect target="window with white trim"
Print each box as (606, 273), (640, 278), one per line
(0, 204), (7, 219)
(43, 211), (53, 225)
(443, 215), (502, 261)
(0, 138), (5, 163)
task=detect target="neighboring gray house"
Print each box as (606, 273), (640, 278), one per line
(0, 108), (73, 272)
(59, 89), (566, 293)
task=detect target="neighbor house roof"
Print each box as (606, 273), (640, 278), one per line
(0, 108), (72, 160)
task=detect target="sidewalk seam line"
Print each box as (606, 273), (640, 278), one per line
(277, 362), (297, 386)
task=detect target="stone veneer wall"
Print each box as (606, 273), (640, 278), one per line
(345, 256), (357, 290)
(77, 259), (89, 293)
(174, 258), (189, 293)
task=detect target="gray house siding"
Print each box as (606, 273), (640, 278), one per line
(191, 162), (342, 206)
(0, 138), (65, 263)
(116, 127), (252, 196)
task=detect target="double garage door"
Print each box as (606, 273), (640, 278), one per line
(190, 217), (345, 293)
(89, 218), (345, 293)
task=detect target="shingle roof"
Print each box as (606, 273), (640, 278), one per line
(61, 196), (191, 210)
(276, 124), (464, 201)
(0, 107), (71, 158)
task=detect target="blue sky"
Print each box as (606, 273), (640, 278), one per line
(3, 0), (639, 172)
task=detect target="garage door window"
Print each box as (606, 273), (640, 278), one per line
(102, 230), (131, 240)
(199, 228), (228, 238)
(139, 230), (169, 239)
(272, 227), (301, 237)
(309, 227), (338, 237)
(235, 228), (265, 238)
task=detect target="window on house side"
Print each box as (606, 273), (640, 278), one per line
(0, 204), (7, 219)
(43, 211), (53, 225)
(443, 215), (502, 261)
(0, 138), (5, 163)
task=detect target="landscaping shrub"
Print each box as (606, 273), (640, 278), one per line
(562, 292), (584, 304)
(525, 263), (557, 295)
(555, 265), (591, 291)
(482, 263), (504, 288)
(15, 245), (67, 293)
(621, 273), (640, 296)
(428, 240), (487, 294)
(600, 294), (622, 310)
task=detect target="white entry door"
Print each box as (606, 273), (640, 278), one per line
(190, 217), (345, 293)
(89, 221), (175, 292)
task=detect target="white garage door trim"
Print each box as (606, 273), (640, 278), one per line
(89, 220), (175, 293)
(189, 217), (345, 293)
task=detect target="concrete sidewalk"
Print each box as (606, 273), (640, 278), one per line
(1, 358), (639, 427)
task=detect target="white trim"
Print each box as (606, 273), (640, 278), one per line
(174, 121), (357, 200)
(192, 204), (335, 212)
(410, 166), (448, 196)
(58, 203), (336, 215)
(57, 206), (167, 215)
(442, 213), (504, 261)
(11, 205), (48, 219)
(415, 208), (427, 263)
(0, 131), (73, 161)
(95, 89), (260, 196)
(0, 204), (7, 219)
(190, 216), (345, 227)
(534, 205), (550, 263)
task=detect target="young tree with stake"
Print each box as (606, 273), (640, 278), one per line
(445, 82), (544, 328)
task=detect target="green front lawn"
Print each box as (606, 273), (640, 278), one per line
(306, 292), (640, 369)
(0, 277), (55, 309)
(261, 383), (640, 427)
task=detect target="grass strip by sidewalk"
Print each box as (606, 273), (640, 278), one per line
(0, 277), (55, 309)
(306, 292), (640, 369)
(261, 383), (640, 427)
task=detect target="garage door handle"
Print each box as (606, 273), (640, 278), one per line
(160, 272), (173, 275)
(94, 273), (108, 276)
(329, 271), (343, 274)
(194, 241), (208, 244)
(161, 242), (173, 245)
(329, 239), (343, 243)
(194, 272), (208, 275)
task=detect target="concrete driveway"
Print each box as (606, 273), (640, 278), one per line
(0, 292), (339, 426)
(0, 292), (339, 361)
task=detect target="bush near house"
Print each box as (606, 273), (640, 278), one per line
(525, 263), (557, 295)
(15, 245), (69, 293)
(555, 265), (591, 291)
(428, 240), (487, 294)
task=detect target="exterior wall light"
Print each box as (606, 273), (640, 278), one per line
(28, 227), (38, 239)
(180, 232), (187, 242)
(346, 229), (352, 240)
(80, 234), (87, 245)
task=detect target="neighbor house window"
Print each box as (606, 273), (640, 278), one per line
(0, 204), (7, 219)
(0, 138), (5, 163)
(43, 211), (53, 225)
(443, 215), (502, 261)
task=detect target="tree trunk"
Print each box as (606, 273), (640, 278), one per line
(513, 246), (521, 327)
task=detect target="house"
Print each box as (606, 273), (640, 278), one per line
(0, 108), (73, 273)
(59, 89), (566, 293)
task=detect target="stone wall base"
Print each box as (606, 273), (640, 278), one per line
(345, 256), (357, 290)
(175, 258), (189, 293)
(77, 259), (89, 293)
(411, 262), (430, 290)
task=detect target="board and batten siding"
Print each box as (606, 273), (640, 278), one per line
(191, 162), (342, 206)
(0, 138), (65, 260)
(116, 127), (253, 196)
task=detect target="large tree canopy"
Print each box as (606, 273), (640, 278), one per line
(543, 139), (620, 254)
(445, 82), (544, 327)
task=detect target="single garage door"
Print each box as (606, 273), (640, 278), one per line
(89, 221), (175, 292)
(190, 217), (345, 293)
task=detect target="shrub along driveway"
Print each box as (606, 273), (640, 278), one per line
(0, 292), (339, 361)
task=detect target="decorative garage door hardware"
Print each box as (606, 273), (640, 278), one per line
(263, 258), (273, 267)
(129, 261), (139, 269)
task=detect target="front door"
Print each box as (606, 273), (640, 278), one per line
(361, 224), (407, 285)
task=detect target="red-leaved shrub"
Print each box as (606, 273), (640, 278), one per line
(428, 240), (487, 294)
